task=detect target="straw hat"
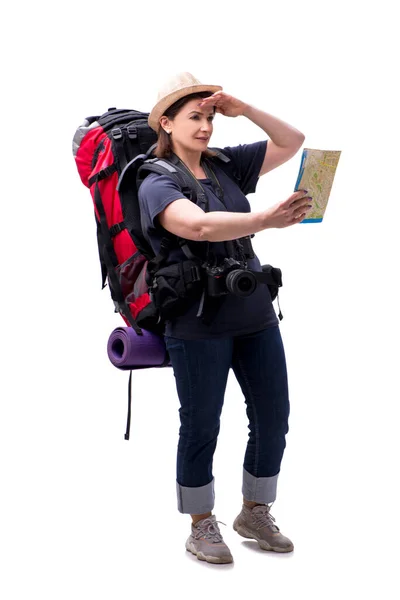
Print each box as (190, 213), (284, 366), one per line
(148, 72), (222, 132)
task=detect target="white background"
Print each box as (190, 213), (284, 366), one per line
(1, 0), (399, 598)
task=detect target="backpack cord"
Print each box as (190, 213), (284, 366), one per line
(125, 370), (133, 440)
(124, 349), (170, 441)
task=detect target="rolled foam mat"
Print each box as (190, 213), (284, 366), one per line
(107, 327), (171, 370)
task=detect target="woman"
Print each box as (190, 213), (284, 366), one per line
(139, 72), (312, 564)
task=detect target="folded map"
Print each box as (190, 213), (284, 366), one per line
(294, 148), (341, 222)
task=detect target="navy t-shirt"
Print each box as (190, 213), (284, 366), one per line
(138, 140), (279, 339)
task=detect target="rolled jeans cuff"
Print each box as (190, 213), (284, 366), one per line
(242, 468), (279, 503)
(176, 478), (215, 514)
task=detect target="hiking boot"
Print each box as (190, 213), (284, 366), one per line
(233, 504), (294, 552)
(186, 515), (233, 564)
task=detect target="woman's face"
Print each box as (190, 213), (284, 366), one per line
(161, 98), (215, 153)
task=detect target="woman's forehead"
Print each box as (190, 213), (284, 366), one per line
(182, 98), (214, 116)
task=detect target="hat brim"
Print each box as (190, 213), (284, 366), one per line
(148, 84), (222, 132)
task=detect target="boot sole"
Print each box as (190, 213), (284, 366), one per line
(185, 541), (233, 564)
(233, 522), (294, 553)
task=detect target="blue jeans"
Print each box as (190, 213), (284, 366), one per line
(164, 325), (290, 514)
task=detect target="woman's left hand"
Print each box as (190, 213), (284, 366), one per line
(198, 91), (249, 118)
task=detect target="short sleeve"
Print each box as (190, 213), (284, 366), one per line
(138, 173), (186, 227)
(220, 140), (267, 196)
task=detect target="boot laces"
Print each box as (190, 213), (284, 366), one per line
(194, 516), (226, 543)
(252, 504), (280, 532)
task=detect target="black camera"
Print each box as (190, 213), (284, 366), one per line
(205, 257), (257, 298)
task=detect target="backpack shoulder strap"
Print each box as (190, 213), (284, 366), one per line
(137, 158), (210, 264)
(208, 148), (231, 164)
(206, 148), (239, 184)
(138, 151), (235, 201)
(137, 158), (200, 203)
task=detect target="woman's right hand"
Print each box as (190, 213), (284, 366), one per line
(262, 190), (313, 229)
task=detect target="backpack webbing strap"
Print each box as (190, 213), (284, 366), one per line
(89, 164), (117, 186)
(109, 222), (126, 237)
(111, 128), (129, 172)
(202, 160), (225, 203)
(91, 139), (105, 171)
(124, 344), (171, 440)
(153, 261), (203, 284)
(125, 370), (133, 440)
(96, 217), (108, 290)
(94, 184), (119, 272)
(167, 154), (209, 202)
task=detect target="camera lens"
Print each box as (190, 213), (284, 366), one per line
(226, 270), (257, 297)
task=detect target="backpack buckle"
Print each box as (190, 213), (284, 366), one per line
(190, 265), (201, 283)
(181, 186), (194, 201)
(127, 126), (138, 140)
(109, 221), (126, 237)
(111, 128), (123, 140)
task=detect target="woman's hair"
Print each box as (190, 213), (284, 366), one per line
(154, 91), (217, 159)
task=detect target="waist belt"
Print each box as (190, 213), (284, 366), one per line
(149, 260), (283, 324)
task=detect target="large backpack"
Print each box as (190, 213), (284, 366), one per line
(72, 108), (283, 337)
(73, 108), (158, 335)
